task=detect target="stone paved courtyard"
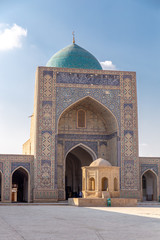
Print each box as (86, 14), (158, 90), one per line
(0, 205), (160, 240)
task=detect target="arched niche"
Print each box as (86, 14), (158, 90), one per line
(12, 167), (30, 202)
(89, 178), (95, 191)
(142, 170), (158, 201)
(102, 177), (108, 191)
(114, 177), (118, 191)
(58, 96), (119, 166)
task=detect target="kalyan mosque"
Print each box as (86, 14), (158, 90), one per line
(0, 35), (159, 203)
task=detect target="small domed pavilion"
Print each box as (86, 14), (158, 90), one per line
(82, 158), (120, 199)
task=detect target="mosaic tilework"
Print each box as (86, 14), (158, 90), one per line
(0, 162), (3, 172)
(64, 141), (98, 156)
(11, 162), (30, 173)
(124, 104), (133, 129)
(123, 160), (136, 190)
(141, 164), (158, 175)
(123, 75), (132, 100)
(120, 72), (139, 192)
(0, 155), (33, 202)
(58, 133), (117, 140)
(42, 103), (52, 129)
(56, 72), (120, 86)
(34, 67), (140, 200)
(36, 70), (54, 190)
(56, 87), (121, 132)
(4, 160), (10, 201)
(124, 132), (133, 157)
(41, 161), (51, 187)
(42, 132), (52, 158)
(58, 190), (65, 200)
(34, 68), (57, 199)
(43, 73), (52, 98)
(34, 190), (58, 200)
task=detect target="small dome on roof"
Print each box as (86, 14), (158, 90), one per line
(90, 158), (112, 167)
(46, 43), (102, 70)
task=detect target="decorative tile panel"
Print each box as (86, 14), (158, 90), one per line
(56, 72), (120, 86)
(56, 87), (121, 132)
(141, 164), (158, 175)
(58, 133), (117, 140)
(65, 141), (98, 156)
(0, 162), (3, 172)
(11, 162), (30, 173)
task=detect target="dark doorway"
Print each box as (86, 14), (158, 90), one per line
(12, 168), (28, 202)
(65, 146), (93, 199)
(142, 170), (157, 201)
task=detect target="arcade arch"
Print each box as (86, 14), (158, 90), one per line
(12, 167), (29, 202)
(142, 170), (158, 201)
(65, 145), (93, 199)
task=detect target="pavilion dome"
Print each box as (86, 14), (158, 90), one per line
(46, 43), (102, 70)
(90, 158), (112, 167)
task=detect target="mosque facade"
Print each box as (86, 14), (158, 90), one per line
(0, 40), (159, 203)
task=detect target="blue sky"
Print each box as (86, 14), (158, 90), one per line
(0, 0), (160, 156)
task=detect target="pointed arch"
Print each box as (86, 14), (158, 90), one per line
(57, 96), (119, 135)
(88, 177), (95, 191)
(65, 143), (97, 161)
(11, 166), (30, 203)
(142, 168), (158, 177)
(141, 169), (158, 201)
(65, 143), (95, 199)
(101, 177), (108, 191)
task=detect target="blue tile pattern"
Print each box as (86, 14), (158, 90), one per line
(42, 101), (52, 106)
(141, 164), (158, 175)
(56, 72), (120, 86)
(11, 162), (30, 173)
(0, 162), (3, 172)
(124, 103), (133, 108)
(65, 141), (98, 156)
(124, 130), (133, 136)
(56, 87), (121, 132)
(58, 133), (117, 140)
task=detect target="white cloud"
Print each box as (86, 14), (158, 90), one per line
(100, 60), (116, 70)
(0, 24), (27, 51)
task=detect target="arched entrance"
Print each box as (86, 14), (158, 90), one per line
(12, 167), (29, 202)
(65, 145), (93, 199)
(142, 170), (157, 201)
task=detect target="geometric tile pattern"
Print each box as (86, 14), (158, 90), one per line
(141, 163), (158, 175)
(56, 87), (121, 132)
(0, 162), (3, 172)
(34, 67), (140, 200)
(56, 72), (120, 86)
(64, 140), (98, 156)
(0, 154), (33, 201)
(1, 65), (159, 202)
(121, 73), (139, 191)
(11, 162), (30, 173)
(124, 133), (133, 157)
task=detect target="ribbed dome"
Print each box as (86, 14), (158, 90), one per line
(90, 158), (112, 167)
(46, 43), (102, 70)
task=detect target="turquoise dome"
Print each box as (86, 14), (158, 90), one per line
(46, 43), (102, 70)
